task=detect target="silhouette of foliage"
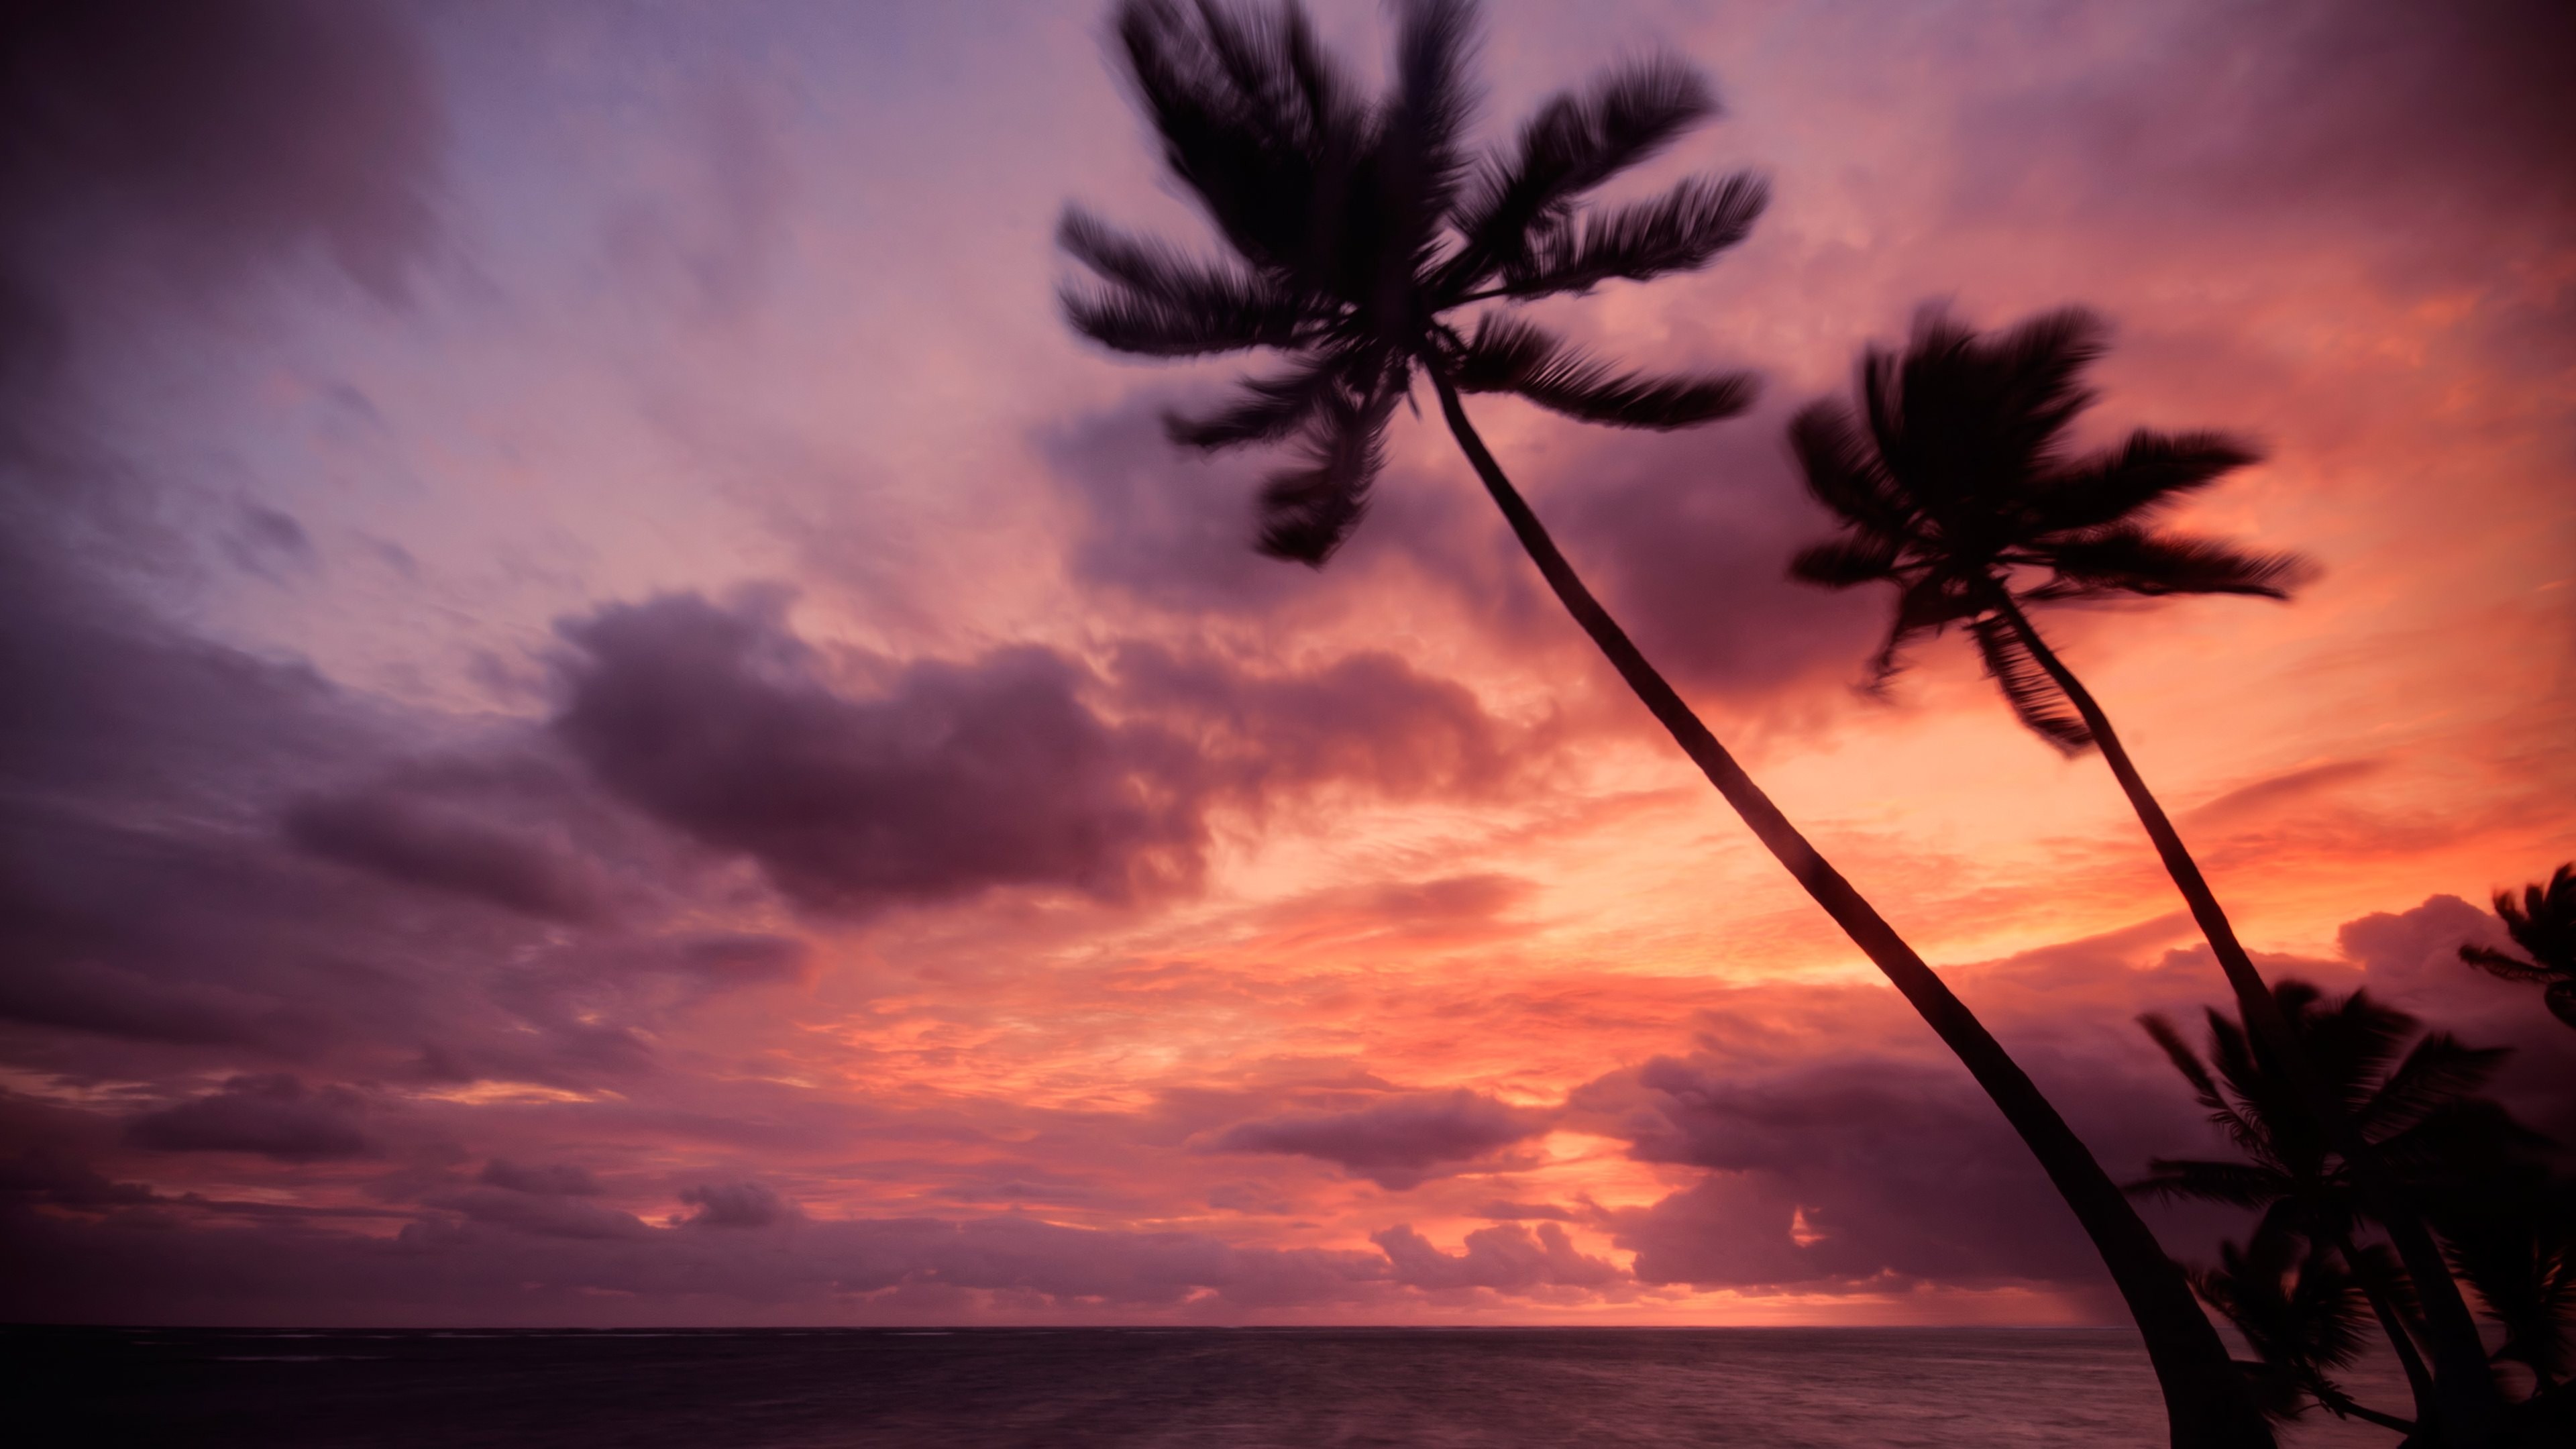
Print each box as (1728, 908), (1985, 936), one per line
(2461, 863), (2576, 1032)
(2137, 981), (2571, 1431)
(1784, 305), (2306, 750)
(1060, 0), (1762, 562)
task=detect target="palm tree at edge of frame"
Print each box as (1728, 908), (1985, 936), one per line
(2131, 980), (2531, 1434)
(2461, 864), (2576, 1033)
(1784, 303), (2510, 1445)
(1057, 4), (2268, 1445)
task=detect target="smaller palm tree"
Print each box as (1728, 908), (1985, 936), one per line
(2461, 864), (2576, 1032)
(2135, 980), (2540, 1433)
(2192, 1218), (2415, 1434)
(1783, 304), (2514, 1444)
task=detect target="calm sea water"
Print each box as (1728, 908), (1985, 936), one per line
(13, 1326), (2416, 1448)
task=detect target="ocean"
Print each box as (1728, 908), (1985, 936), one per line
(17, 1326), (2416, 1447)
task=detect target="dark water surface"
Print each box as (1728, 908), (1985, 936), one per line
(14, 1326), (2409, 1447)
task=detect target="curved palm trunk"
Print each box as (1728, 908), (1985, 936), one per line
(1994, 598), (2506, 1447)
(1429, 374), (2271, 1449)
(2337, 1240), (2439, 1429)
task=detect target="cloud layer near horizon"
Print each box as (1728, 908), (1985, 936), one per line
(0, 0), (2568, 1328)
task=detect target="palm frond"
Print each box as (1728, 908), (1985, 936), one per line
(1499, 172), (1767, 297)
(2359, 1031), (2507, 1138)
(1379, 0), (1479, 267)
(1254, 385), (1391, 564)
(2496, 865), (2576, 974)
(1451, 314), (1753, 428)
(1977, 305), (2110, 466)
(2457, 944), (2554, 984)
(2035, 527), (2312, 601)
(1442, 52), (1713, 288)
(1786, 537), (1900, 590)
(2142, 1014), (2231, 1116)
(1058, 207), (1309, 356)
(1165, 358), (1342, 450)
(1112, 0), (1364, 282)
(1788, 398), (1919, 543)
(2034, 429), (2263, 533)
(2131, 1157), (2292, 1210)
(1969, 612), (2090, 752)
(1856, 573), (1971, 690)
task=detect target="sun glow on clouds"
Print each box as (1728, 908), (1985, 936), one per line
(0, 0), (2567, 1328)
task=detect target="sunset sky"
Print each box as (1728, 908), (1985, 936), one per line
(2, 0), (2569, 1328)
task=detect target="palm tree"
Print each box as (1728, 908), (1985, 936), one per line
(2461, 865), (2576, 1033)
(2190, 1218), (2416, 1435)
(1059, 5), (2267, 1442)
(1786, 304), (2510, 1444)
(2134, 981), (2528, 1433)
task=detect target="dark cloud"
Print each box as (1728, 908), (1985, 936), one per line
(284, 786), (608, 922)
(552, 592), (1208, 915)
(672, 932), (811, 986)
(1110, 641), (1512, 801)
(1373, 1221), (1618, 1292)
(551, 592), (1524, 917)
(0, 0), (445, 307)
(429, 1187), (648, 1242)
(1947, 0), (2576, 288)
(477, 1160), (602, 1197)
(1211, 1090), (1552, 1190)
(123, 1074), (370, 1162)
(676, 1180), (799, 1229)
(1591, 1054), (2110, 1293)
(1540, 412), (1888, 703)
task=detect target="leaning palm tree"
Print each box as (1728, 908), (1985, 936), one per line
(1059, 4), (2265, 1442)
(2133, 981), (2526, 1433)
(1785, 304), (2510, 1444)
(2461, 864), (2576, 1033)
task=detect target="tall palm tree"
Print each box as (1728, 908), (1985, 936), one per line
(1785, 304), (2510, 1444)
(2461, 864), (2576, 1033)
(2133, 981), (2526, 1433)
(1059, 5), (2267, 1442)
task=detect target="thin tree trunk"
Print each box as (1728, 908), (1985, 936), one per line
(1993, 597), (2506, 1448)
(2337, 1238), (2439, 1429)
(1428, 374), (2272, 1449)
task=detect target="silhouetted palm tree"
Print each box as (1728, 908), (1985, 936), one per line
(1060, 6), (2267, 1443)
(1786, 305), (2509, 1444)
(2191, 1217), (2416, 1434)
(2461, 865), (2576, 1033)
(2134, 981), (2527, 1432)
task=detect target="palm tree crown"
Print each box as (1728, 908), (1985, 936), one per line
(1059, 0), (1766, 562)
(2461, 863), (2576, 1031)
(2132, 981), (2520, 1242)
(1785, 305), (2308, 749)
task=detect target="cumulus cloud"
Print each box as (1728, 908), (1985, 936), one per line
(551, 592), (1208, 914)
(1373, 1221), (1619, 1292)
(1211, 1090), (1552, 1190)
(123, 1075), (370, 1162)
(551, 592), (1523, 916)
